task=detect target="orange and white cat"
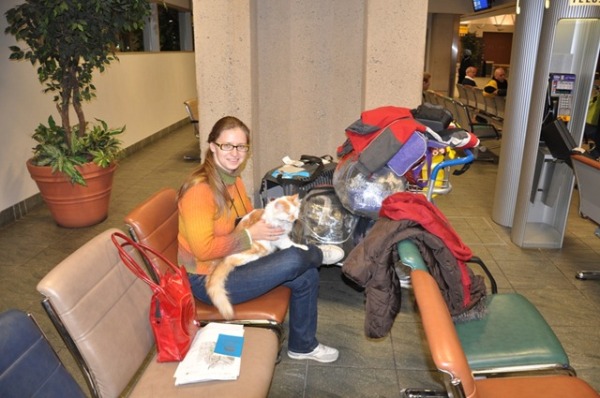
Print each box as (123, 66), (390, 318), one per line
(206, 194), (308, 319)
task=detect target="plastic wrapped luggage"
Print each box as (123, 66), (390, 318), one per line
(291, 185), (359, 256)
(333, 152), (408, 219)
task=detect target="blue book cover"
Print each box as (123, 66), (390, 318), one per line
(214, 334), (244, 358)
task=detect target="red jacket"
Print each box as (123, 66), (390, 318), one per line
(379, 192), (473, 305)
(344, 106), (426, 153)
(341, 106), (427, 175)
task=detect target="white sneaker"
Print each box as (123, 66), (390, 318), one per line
(394, 264), (412, 289)
(318, 244), (345, 265)
(394, 266), (412, 289)
(288, 343), (339, 363)
(398, 276), (412, 289)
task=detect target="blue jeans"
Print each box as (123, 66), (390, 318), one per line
(188, 245), (323, 353)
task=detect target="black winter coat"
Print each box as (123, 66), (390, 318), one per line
(343, 217), (487, 339)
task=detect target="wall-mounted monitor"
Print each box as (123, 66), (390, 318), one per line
(473, 0), (493, 12)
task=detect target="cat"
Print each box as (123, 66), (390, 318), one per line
(206, 194), (308, 319)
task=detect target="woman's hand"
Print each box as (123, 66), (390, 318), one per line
(246, 219), (285, 241)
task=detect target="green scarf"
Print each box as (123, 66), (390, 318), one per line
(217, 167), (240, 186)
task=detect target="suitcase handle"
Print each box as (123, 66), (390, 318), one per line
(300, 154), (333, 165)
(300, 155), (324, 165)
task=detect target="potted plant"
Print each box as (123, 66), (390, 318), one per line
(5, 0), (150, 227)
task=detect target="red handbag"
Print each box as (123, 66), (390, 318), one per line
(111, 232), (198, 362)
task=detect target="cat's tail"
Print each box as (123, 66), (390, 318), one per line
(205, 260), (236, 320)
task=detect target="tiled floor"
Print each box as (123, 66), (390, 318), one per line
(1, 124), (598, 397)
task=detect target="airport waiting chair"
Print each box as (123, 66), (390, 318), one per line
(183, 98), (201, 161)
(456, 83), (478, 112)
(456, 84), (468, 103)
(397, 240), (573, 378)
(571, 153), (600, 281)
(123, 187), (291, 333)
(452, 98), (500, 163)
(480, 93), (505, 124)
(472, 87), (487, 112)
(0, 309), (87, 398)
(494, 95), (506, 120)
(424, 90), (440, 105)
(441, 95), (459, 123)
(37, 228), (280, 398)
(401, 269), (598, 398)
(463, 85), (479, 111)
(483, 92), (498, 117)
(453, 99), (500, 140)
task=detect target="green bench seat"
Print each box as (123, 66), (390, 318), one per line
(397, 239), (573, 376)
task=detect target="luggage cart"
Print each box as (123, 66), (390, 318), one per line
(408, 148), (475, 202)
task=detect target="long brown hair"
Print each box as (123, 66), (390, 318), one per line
(177, 116), (251, 218)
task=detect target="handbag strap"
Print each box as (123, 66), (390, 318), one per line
(110, 232), (185, 290)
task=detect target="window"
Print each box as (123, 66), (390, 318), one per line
(117, 30), (146, 52)
(159, 5), (181, 51)
(117, 2), (193, 52)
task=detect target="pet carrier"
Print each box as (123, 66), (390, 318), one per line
(291, 186), (359, 255)
(259, 155), (336, 206)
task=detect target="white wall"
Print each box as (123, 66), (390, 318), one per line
(0, 0), (197, 213)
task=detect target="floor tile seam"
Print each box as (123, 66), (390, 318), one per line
(388, 329), (436, 374)
(567, 364), (600, 371)
(300, 360), (309, 398)
(305, 363), (410, 371)
(393, 364), (439, 371)
(486, 255), (558, 264)
(466, 242), (509, 246)
(541, 316), (599, 329)
(2, 246), (54, 267)
(578, 294), (600, 312)
(552, 325), (600, 334)
(548, 255), (600, 262)
(0, 260), (30, 268)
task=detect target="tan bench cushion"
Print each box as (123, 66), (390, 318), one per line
(129, 327), (278, 398)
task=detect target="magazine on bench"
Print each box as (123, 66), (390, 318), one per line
(174, 322), (245, 385)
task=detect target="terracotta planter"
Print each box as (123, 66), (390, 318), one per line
(26, 160), (117, 228)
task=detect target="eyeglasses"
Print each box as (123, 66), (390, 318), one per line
(214, 143), (250, 152)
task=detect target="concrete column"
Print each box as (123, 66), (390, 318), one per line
(193, 0), (428, 202)
(428, 13), (460, 96)
(193, 0), (256, 190)
(363, 0), (427, 109)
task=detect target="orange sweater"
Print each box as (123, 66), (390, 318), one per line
(178, 177), (253, 274)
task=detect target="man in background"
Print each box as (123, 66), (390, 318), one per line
(462, 66), (478, 87)
(458, 49), (473, 86)
(423, 72), (432, 91)
(484, 67), (508, 97)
